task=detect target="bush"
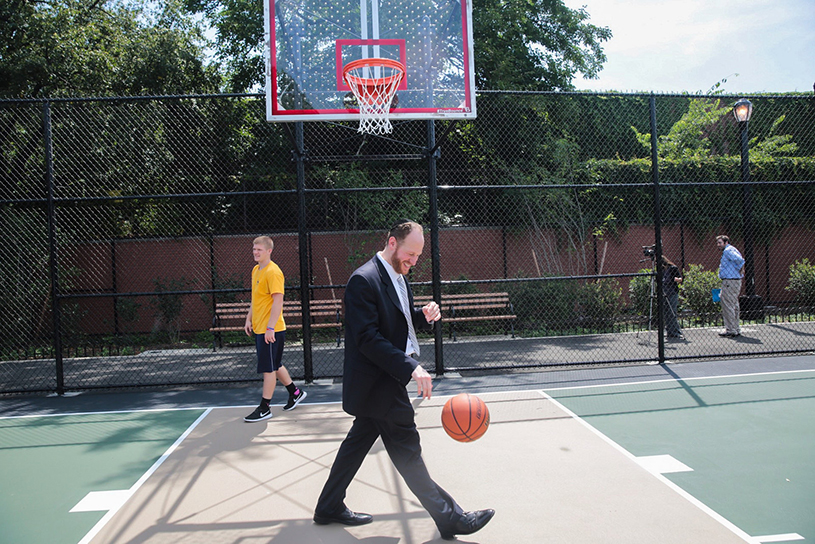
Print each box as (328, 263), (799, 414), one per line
(786, 258), (815, 310)
(507, 276), (580, 332)
(680, 264), (720, 325)
(150, 277), (195, 344)
(579, 279), (624, 331)
(628, 268), (655, 318)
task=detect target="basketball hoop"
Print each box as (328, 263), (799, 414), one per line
(342, 58), (405, 135)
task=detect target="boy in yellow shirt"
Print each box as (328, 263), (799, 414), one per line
(243, 236), (306, 422)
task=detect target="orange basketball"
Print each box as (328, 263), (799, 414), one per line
(441, 393), (490, 442)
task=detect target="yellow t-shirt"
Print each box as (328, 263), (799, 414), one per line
(251, 261), (286, 333)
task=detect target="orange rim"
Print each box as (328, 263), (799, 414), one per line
(342, 58), (405, 95)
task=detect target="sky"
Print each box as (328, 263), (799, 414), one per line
(563, 0), (815, 94)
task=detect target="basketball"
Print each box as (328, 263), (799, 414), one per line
(441, 393), (490, 442)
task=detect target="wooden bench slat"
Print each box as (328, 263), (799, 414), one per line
(446, 315), (516, 323)
(210, 298), (343, 349)
(411, 292), (515, 341)
(212, 291), (516, 347)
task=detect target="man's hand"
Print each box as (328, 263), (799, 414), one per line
(244, 320), (253, 337)
(412, 365), (433, 399)
(264, 329), (276, 344)
(422, 301), (441, 323)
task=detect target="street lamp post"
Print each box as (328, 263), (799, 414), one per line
(733, 98), (762, 319)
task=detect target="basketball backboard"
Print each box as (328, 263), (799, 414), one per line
(264, 0), (476, 122)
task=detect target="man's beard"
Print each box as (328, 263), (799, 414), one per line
(390, 254), (406, 275)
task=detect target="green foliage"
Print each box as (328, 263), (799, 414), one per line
(60, 302), (89, 348)
(182, 0), (264, 92)
(749, 115), (799, 159)
(679, 264), (720, 325)
(183, 0), (611, 93)
(472, 0), (611, 91)
(585, 155), (815, 243)
(507, 276), (580, 331)
(0, 0), (220, 98)
(633, 97), (801, 163)
(786, 259), (815, 309)
(628, 269), (654, 317)
(115, 298), (142, 328)
(150, 276), (196, 343)
(578, 279), (624, 330)
(633, 99), (730, 160)
(315, 165), (428, 232)
(0, 208), (50, 355)
(200, 271), (244, 310)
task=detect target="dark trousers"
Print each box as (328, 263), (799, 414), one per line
(663, 291), (682, 337)
(315, 415), (463, 530)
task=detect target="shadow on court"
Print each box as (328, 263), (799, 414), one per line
(89, 391), (751, 544)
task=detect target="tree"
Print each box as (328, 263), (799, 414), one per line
(472, 0), (611, 90)
(183, 0), (610, 93)
(0, 0), (221, 98)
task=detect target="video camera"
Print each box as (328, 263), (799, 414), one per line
(642, 245), (656, 259)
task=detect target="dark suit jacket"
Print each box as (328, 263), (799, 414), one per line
(342, 256), (432, 422)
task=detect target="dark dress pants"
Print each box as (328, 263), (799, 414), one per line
(663, 291), (682, 337)
(315, 415), (463, 530)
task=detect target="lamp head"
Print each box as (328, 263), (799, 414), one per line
(733, 98), (753, 123)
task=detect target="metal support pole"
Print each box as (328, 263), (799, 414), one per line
(649, 96), (665, 363)
(44, 101), (64, 395)
(294, 121), (314, 382)
(740, 120), (755, 297)
(427, 120), (444, 375)
(112, 239), (119, 335)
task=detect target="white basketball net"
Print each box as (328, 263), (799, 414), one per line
(344, 61), (405, 135)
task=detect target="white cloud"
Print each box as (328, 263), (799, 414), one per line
(564, 0), (815, 93)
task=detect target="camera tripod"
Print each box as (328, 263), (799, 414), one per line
(636, 257), (679, 346)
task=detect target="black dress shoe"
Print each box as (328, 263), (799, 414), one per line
(313, 507), (373, 526)
(440, 509), (495, 540)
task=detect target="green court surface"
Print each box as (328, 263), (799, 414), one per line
(0, 409), (206, 544)
(547, 370), (815, 543)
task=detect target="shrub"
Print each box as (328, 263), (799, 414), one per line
(579, 279), (624, 331)
(507, 275), (580, 332)
(786, 258), (815, 310)
(680, 264), (720, 325)
(150, 277), (195, 344)
(628, 268), (655, 318)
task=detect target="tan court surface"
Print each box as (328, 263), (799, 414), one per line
(90, 391), (749, 544)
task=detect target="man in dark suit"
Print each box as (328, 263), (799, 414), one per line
(314, 220), (494, 540)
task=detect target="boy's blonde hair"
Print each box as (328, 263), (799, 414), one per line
(253, 236), (274, 250)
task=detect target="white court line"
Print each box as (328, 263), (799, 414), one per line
(636, 454), (693, 474)
(76, 408), (212, 544)
(0, 406), (217, 420)
(538, 390), (758, 544)
(4, 368), (813, 421)
(71, 490), (132, 513)
(539, 368), (815, 393)
(753, 534), (805, 543)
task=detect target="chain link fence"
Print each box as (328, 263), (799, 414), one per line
(2, 91), (814, 394)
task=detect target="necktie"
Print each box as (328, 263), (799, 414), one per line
(397, 275), (420, 357)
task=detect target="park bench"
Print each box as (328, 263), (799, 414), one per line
(413, 292), (516, 341)
(210, 299), (343, 350)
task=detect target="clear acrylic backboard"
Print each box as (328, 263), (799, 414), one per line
(264, 0), (476, 122)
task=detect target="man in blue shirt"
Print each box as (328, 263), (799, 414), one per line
(716, 235), (745, 337)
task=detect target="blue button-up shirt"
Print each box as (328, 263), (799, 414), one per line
(719, 244), (745, 279)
